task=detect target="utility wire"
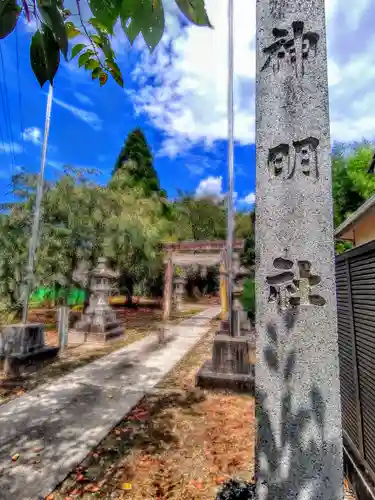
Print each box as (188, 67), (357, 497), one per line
(15, 24), (25, 153)
(0, 45), (17, 169)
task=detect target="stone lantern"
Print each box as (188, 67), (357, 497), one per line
(173, 272), (186, 313)
(74, 258), (124, 341)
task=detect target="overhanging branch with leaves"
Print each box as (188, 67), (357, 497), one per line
(0, 0), (211, 88)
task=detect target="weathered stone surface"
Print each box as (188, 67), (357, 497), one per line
(0, 323), (45, 357)
(196, 314), (255, 392)
(75, 258), (123, 341)
(255, 1), (343, 498)
(0, 324), (58, 377)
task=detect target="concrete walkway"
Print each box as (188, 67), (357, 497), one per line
(0, 307), (220, 500)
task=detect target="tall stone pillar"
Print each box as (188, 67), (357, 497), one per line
(255, 1), (343, 498)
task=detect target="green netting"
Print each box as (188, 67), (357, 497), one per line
(30, 287), (86, 306)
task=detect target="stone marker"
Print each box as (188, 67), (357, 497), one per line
(0, 323), (58, 377)
(196, 248), (254, 392)
(255, 0), (343, 498)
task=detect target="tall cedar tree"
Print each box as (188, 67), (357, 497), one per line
(112, 128), (160, 196)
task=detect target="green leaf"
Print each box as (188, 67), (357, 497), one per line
(89, 19), (115, 61)
(120, 0), (165, 51)
(62, 8), (71, 20)
(90, 34), (103, 47)
(107, 60), (123, 87)
(78, 51), (93, 68)
(65, 21), (80, 39)
(30, 26), (60, 87)
(106, 59), (121, 75)
(91, 66), (101, 80)
(88, 17), (109, 34)
(85, 58), (100, 70)
(175, 0), (212, 27)
(88, 0), (121, 35)
(71, 43), (86, 60)
(109, 68), (123, 87)
(37, 0), (69, 60)
(0, 0), (21, 39)
(99, 71), (108, 86)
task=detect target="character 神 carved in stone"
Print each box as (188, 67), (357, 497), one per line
(261, 21), (319, 77)
(266, 257), (326, 312)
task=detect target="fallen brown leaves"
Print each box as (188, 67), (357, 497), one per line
(51, 320), (254, 499)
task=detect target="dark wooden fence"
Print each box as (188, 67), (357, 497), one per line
(336, 240), (375, 482)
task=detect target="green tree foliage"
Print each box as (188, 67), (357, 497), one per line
(0, 0), (211, 88)
(170, 192), (227, 241)
(0, 165), (173, 315)
(332, 142), (375, 227)
(235, 209), (255, 271)
(110, 128), (161, 196)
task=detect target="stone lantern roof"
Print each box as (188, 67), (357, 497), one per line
(92, 258), (119, 280)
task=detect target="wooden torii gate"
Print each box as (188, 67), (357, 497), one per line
(162, 240), (245, 321)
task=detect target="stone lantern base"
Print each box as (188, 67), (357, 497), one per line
(74, 309), (124, 342)
(196, 316), (255, 393)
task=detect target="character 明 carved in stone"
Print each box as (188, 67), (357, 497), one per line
(289, 137), (319, 178)
(268, 143), (290, 177)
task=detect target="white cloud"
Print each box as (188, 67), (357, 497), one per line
(130, 0), (255, 157)
(0, 142), (22, 154)
(53, 97), (102, 131)
(195, 175), (223, 198)
(129, 0), (375, 156)
(74, 93), (94, 106)
(23, 126), (42, 145)
(48, 160), (65, 171)
(239, 191), (256, 206)
(187, 164), (205, 176)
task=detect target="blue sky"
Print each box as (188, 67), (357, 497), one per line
(0, 0), (374, 208)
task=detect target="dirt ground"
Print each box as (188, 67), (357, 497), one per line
(51, 321), (254, 499)
(0, 306), (202, 407)
(50, 320), (356, 500)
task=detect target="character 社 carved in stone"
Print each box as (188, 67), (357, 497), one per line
(266, 257), (326, 312)
(268, 143), (290, 177)
(288, 137), (319, 179)
(261, 21), (319, 78)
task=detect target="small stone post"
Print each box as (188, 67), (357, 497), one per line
(163, 249), (173, 322)
(255, 0), (343, 498)
(57, 306), (70, 352)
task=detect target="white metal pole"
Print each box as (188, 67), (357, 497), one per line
(227, 0), (235, 334)
(22, 84), (54, 324)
